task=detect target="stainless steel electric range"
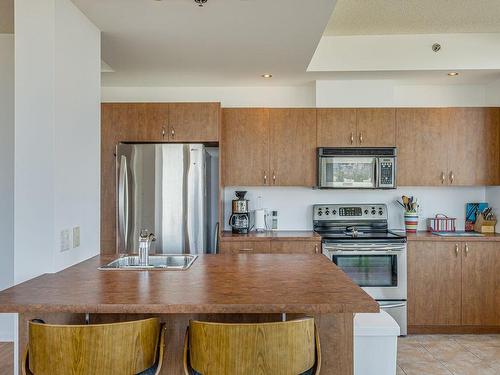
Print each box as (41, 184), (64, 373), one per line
(313, 203), (408, 335)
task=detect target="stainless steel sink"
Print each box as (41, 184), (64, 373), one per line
(98, 255), (198, 271)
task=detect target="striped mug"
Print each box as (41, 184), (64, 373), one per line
(404, 212), (419, 233)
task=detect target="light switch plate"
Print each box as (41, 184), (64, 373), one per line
(73, 226), (80, 248)
(60, 229), (71, 252)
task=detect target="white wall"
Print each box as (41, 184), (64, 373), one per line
(102, 85), (315, 107)
(0, 34), (15, 341)
(224, 187), (486, 231)
(316, 80), (488, 107)
(15, 0), (101, 285)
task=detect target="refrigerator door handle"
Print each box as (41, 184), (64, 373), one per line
(118, 155), (129, 250)
(213, 222), (219, 254)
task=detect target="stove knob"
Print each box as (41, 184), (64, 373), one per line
(371, 210), (376, 215)
(379, 210), (383, 215)
(318, 211), (322, 216)
(364, 209), (369, 215)
(332, 210), (337, 215)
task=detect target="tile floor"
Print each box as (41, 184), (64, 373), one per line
(398, 335), (500, 375)
(2, 335), (500, 374)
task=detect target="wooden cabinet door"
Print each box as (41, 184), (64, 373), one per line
(222, 108), (270, 186)
(447, 108), (500, 186)
(356, 108), (396, 147)
(168, 103), (219, 142)
(396, 108), (450, 186)
(269, 109), (317, 186)
(144, 103), (169, 141)
(270, 241), (321, 254)
(219, 241), (271, 254)
(317, 109), (357, 147)
(462, 242), (500, 326)
(408, 241), (462, 326)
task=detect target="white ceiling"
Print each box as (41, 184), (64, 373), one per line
(71, 0), (337, 87)
(325, 0), (500, 36)
(0, 0), (14, 34)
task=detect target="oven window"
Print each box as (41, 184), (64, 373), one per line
(333, 254), (397, 287)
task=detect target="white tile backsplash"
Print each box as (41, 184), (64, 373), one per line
(224, 186), (487, 231)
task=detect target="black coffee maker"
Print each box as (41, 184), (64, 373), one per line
(229, 191), (250, 234)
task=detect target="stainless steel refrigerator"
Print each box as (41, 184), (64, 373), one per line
(116, 143), (219, 255)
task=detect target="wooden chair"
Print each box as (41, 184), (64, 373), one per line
(22, 318), (165, 375)
(183, 318), (321, 375)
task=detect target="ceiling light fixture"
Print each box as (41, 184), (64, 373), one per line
(448, 72), (459, 76)
(261, 74), (273, 78)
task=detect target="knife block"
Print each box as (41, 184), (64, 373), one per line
(473, 215), (497, 233)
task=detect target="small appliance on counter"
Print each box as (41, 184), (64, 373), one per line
(229, 191), (250, 234)
(254, 208), (269, 232)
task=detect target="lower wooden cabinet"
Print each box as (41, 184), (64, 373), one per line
(219, 240), (321, 255)
(408, 241), (461, 326)
(462, 242), (500, 326)
(408, 240), (500, 329)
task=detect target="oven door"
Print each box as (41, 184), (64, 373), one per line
(324, 243), (407, 300)
(319, 156), (377, 188)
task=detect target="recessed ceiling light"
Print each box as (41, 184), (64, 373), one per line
(261, 74), (273, 78)
(448, 72), (459, 76)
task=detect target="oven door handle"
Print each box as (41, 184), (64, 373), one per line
(326, 248), (405, 255)
(379, 303), (406, 309)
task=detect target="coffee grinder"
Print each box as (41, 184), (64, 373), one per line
(229, 191), (250, 234)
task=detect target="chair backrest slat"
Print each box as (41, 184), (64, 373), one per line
(28, 318), (160, 375)
(189, 318), (316, 375)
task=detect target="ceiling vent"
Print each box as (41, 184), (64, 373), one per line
(194, 0), (207, 6)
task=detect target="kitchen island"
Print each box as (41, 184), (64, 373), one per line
(0, 254), (378, 375)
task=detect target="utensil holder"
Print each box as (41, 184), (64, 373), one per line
(404, 212), (419, 233)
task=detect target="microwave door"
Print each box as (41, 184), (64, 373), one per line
(329, 157), (377, 188)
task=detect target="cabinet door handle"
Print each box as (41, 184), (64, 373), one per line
(359, 132), (363, 144)
(171, 128), (175, 138)
(449, 171), (454, 184)
(272, 171), (276, 184)
(263, 172), (268, 184)
(350, 132), (354, 144)
(162, 127), (166, 138)
(441, 172), (446, 184)
(465, 243), (469, 257)
(455, 243), (459, 257)
(315, 244), (319, 254)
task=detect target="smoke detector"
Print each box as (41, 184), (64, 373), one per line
(194, 0), (207, 6)
(432, 43), (441, 53)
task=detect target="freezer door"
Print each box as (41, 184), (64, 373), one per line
(116, 143), (210, 255)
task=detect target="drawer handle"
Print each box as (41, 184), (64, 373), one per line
(240, 248), (253, 252)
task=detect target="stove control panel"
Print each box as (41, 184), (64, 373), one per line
(313, 204), (387, 221)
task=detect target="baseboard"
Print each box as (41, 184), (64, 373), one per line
(409, 325), (500, 334)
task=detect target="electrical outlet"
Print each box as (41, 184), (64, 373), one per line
(60, 229), (71, 252)
(73, 226), (80, 248)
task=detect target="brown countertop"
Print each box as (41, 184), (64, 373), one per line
(221, 230), (320, 241)
(406, 231), (500, 242)
(0, 254), (378, 315)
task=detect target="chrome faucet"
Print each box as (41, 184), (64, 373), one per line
(138, 229), (156, 266)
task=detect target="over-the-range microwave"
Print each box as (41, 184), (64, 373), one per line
(317, 147), (397, 189)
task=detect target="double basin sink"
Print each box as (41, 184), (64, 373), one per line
(99, 254), (197, 271)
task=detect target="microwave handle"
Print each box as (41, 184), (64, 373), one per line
(374, 158), (379, 188)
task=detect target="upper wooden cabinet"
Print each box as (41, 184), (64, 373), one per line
(168, 103), (220, 142)
(317, 109), (357, 147)
(396, 108), (450, 186)
(269, 109), (317, 186)
(222, 108), (270, 186)
(222, 108), (317, 187)
(356, 108), (396, 147)
(317, 108), (395, 147)
(397, 107), (500, 186)
(407, 241), (462, 326)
